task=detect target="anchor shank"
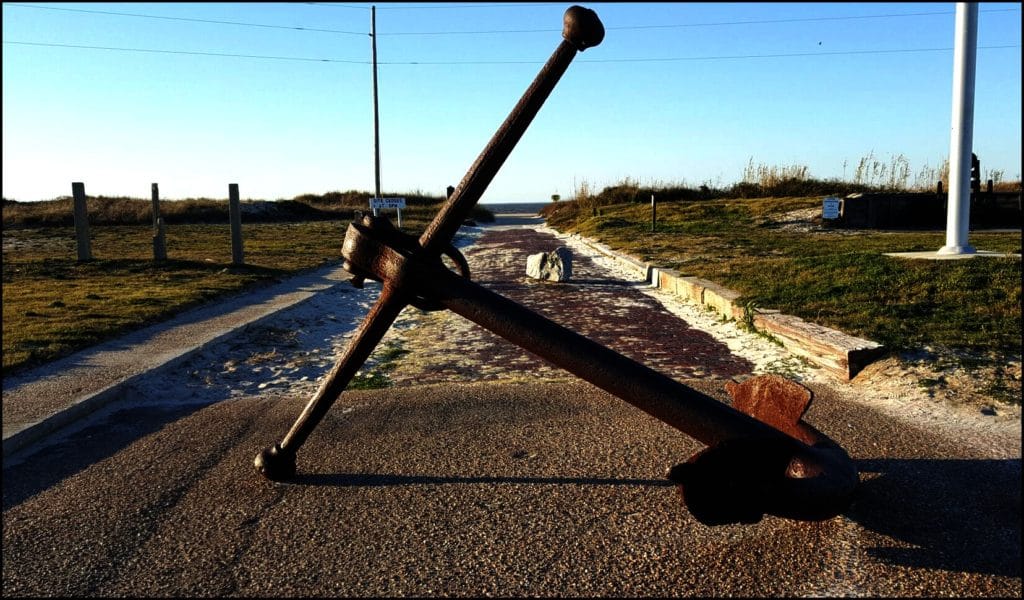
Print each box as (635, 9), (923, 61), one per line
(419, 40), (578, 256)
(420, 4), (604, 255)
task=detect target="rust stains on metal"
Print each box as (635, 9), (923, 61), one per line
(726, 374), (817, 445)
(254, 4), (858, 527)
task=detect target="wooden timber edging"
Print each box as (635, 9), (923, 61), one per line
(565, 233), (885, 381)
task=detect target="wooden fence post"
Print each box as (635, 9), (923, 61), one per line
(151, 183), (161, 228)
(152, 183), (167, 261)
(72, 182), (92, 262)
(229, 183), (244, 266)
(650, 194), (657, 233)
(153, 217), (167, 262)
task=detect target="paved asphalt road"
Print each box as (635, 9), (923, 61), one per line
(3, 216), (1020, 597)
(3, 378), (1020, 597)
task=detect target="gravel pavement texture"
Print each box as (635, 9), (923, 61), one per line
(3, 381), (1020, 597)
(3, 216), (1020, 597)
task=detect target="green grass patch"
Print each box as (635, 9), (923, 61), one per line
(2, 197), (491, 376)
(347, 340), (410, 390)
(545, 197), (1022, 362)
(3, 253), (292, 374)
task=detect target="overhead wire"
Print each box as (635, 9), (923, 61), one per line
(3, 3), (367, 35)
(2, 41), (365, 63)
(309, 2), (557, 9)
(4, 40), (1019, 65)
(3, 3), (1019, 65)
(6, 3), (1020, 38)
(374, 8), (1022, 36)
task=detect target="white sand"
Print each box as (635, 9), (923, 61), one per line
(110, 220), (1018, 456)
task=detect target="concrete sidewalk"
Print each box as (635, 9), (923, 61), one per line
(0, 214), (528, 458)
(2, 262), (353, 456)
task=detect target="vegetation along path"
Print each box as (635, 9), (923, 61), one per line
(541, 196), (1022, 409)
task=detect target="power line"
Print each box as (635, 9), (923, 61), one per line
(309, 2), (556, 9)
(2, 41), (366, 63)
(609, 7), (1020, 30)
(381, 45), (1023, 64)
(5, 39), (1019, 65)
(3, 3), (367, 36)
(302, 2), (371, 9)
(368, 7), (1015, 36)
(375, 2), (557, 8)
(7, 3), (1018, 39)
(574, 45), (1024, 64)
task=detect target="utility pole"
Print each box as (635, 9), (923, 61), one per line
(371, 5), (382, 216)
(938, 2), (978, 255)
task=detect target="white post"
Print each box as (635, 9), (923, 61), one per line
(938, 2), (978, 255)
(650, 194), (656, 233)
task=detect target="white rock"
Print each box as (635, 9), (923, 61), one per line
(526, 247), (573, 282)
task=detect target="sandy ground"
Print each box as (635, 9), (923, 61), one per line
(126, 222), (813, 398)
(107, 218), (1019, 461)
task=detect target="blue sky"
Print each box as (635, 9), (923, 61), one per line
(2, 2), (1021, 204)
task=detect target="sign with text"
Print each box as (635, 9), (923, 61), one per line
(822, 196), (841, 220)
(370, 197), (406, 210)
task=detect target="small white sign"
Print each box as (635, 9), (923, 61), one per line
(822, 197), (841, 220)
(370, 197), (406, 210)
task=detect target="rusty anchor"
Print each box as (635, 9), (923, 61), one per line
(255, 5), (858, 526)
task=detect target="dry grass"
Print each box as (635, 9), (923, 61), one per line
(2, 195), (494, 376)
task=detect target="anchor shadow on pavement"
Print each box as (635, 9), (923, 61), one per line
(848, 457), (1021, 578)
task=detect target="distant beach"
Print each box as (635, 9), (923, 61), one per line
(482, 202), (551, 215)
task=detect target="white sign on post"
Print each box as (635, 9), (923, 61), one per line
(370, 197), (406, 227)
(370, 198), (406, 210)
(822, 196), (841, 220)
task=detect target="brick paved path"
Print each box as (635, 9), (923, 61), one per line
(380, 225), (754, 387)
